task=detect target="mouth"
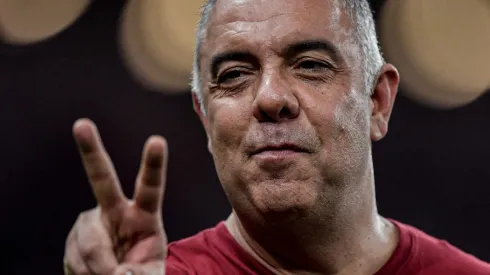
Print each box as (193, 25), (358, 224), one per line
(251, 143), (309, 156)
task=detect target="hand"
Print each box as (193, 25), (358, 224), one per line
(64, 119), (168, 275)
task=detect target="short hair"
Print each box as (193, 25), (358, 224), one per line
(191, 0), (384, 113)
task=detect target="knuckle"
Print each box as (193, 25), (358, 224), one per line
(87, 168), (112, 183)
(76, 211), (89, 223)
(76, 212), (87, 224)
(84, 153), (112, 179)
(76, 208), (99, 224)
(64, 253), (90, 275)
(78, 239), (102, 261)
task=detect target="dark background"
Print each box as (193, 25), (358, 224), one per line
(1, 1), (489, 274)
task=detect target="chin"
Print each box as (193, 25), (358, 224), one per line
(248, 180), (319, 220)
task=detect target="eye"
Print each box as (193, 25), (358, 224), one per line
(217, 69), (249, 84)
(296, 60), (331, 72)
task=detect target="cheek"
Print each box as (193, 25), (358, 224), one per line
(335, 96), (369, 139)
(207, 97), (252, 160)
(329, 94), (371, 174)
(307, 88), (371, 181)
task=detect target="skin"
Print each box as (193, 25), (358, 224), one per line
(194, 0), (400, 274)
(63, 0), (400, 274)
(65, 120), (167, 275)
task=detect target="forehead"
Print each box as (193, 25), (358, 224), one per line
(213, 0), (340, 23)
(201, 0), (355, 59)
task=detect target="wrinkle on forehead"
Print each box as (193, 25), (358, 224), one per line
(213, 0), (283, 24)
(201, 0), (364, 88)
(210, 0), (347, 35)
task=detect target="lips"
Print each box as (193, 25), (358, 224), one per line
(251, 143), (309, 155)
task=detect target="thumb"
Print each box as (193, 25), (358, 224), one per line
(113, 261), (165, 275)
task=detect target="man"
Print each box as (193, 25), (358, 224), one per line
(63, 0), (490, 274)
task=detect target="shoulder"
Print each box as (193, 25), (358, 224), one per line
(394, 220), (490, 275)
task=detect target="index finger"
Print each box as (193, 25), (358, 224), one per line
(73, 118), (125, 210)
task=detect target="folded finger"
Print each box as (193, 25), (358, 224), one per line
(64, 227), (90, 275)
(76, 211), (119, 274)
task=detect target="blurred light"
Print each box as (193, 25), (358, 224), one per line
(119, 0), (204, 94)
(379, 0), (490, 109)
(0, 0), (91, 45)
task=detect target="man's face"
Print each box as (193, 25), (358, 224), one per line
(195, 0), (397, 220)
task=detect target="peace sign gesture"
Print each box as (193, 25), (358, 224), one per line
(64, 119), (168, 275)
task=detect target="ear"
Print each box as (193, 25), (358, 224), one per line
(370, 63), (400, 141)
(192, 93), (213, 153)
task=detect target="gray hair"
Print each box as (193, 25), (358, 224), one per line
(191, 0), (384, 113)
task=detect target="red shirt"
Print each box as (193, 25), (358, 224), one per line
(166, 220), (490, 275)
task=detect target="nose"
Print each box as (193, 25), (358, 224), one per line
(252, 72), (300, 122)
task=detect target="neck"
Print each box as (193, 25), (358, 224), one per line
(226, 177), (399, 275)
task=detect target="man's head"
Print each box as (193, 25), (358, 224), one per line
(191, 0), (399, 223)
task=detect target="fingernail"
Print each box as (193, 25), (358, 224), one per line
(125, 271), (133, 275)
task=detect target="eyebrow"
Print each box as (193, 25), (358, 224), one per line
(282, 39), (344, 64)
(209, 39), (344, 77)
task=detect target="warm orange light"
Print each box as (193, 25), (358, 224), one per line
(119, 0), (205, 93)
(0, 0), (91, 45)
(379, 0), (490, 109)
